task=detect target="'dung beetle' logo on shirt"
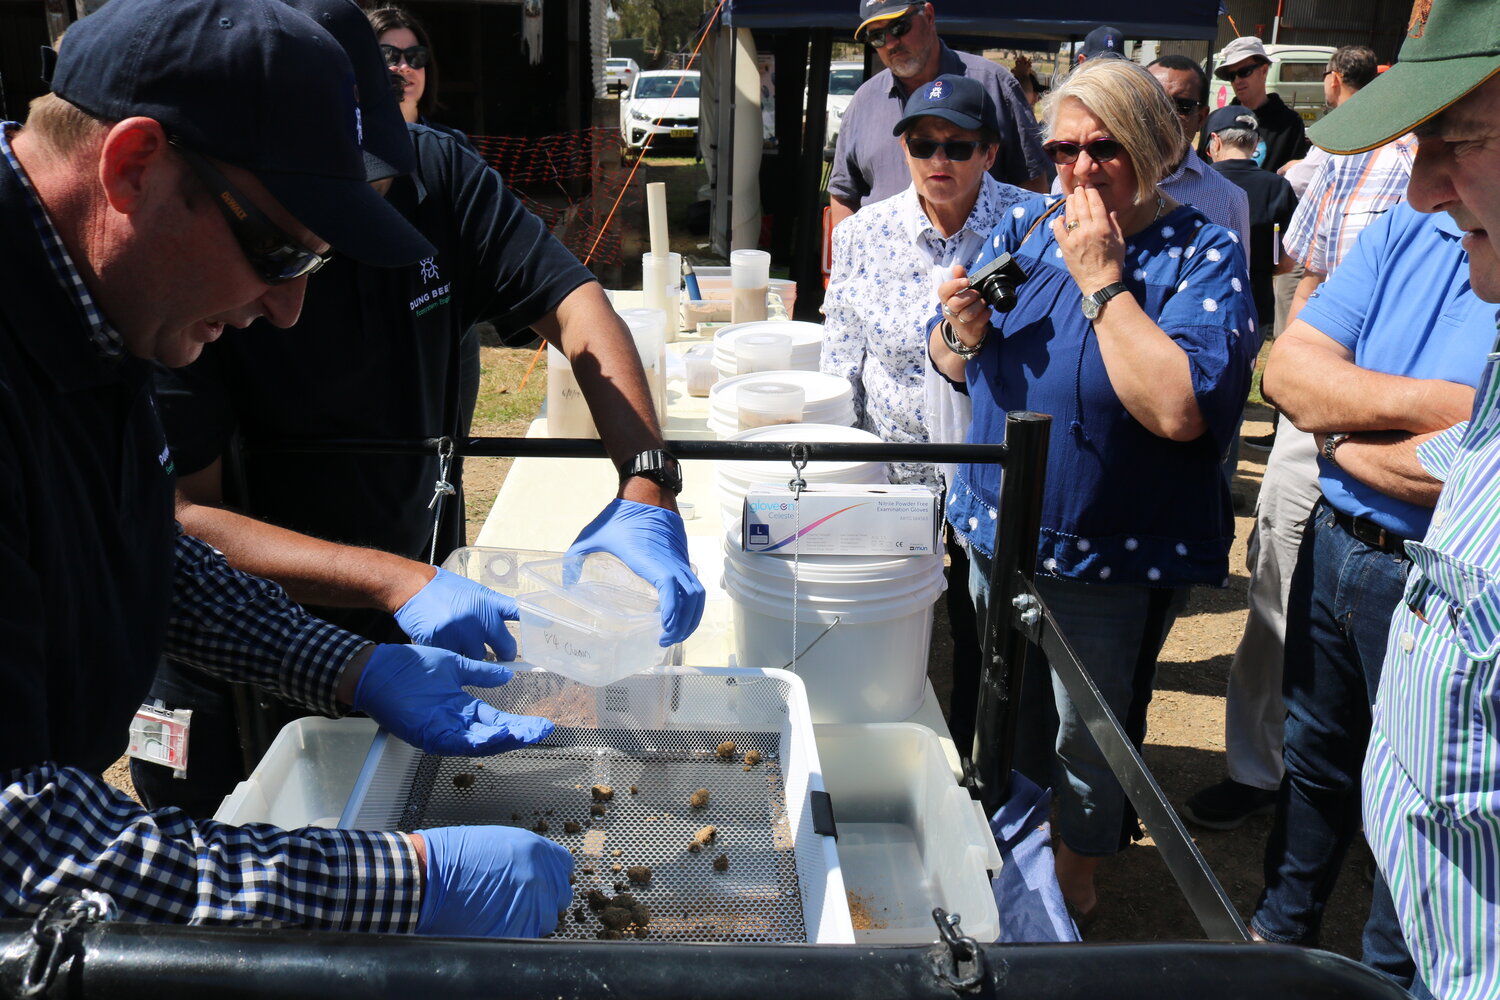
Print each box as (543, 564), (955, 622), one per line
(419, 257), (440, 283)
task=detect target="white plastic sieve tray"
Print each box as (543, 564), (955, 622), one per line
(340, 665), (853, 944)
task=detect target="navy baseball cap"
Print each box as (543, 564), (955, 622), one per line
(1080, 25), (1126, 61)
(280, 0), (414, 183)
(1206, 105), (1259, 134)
(855, 0), (915, 41)
(892, 74), (1000, 135)
(51, 0), (432, 267)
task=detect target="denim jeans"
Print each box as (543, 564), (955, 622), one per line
(970, 552), (1188, 856)
(1252, 499), (1429, 996)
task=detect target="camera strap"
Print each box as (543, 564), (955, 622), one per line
(1016, 198), (1067, 252)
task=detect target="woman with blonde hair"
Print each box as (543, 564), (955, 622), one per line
(930, 57), (1258, 926)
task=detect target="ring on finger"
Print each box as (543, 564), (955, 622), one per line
(1065, 220), (1080, 231)
(943, 303), (957, 318)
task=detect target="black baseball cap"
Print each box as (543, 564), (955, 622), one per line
(1080, 25), (1126, 61)
(1205, 105), (1259, 134)
(51, 0), (432, 267)
(893, 74), (1000, 135)
(855, 0), (915, 41)
(280, 0), (414, 183)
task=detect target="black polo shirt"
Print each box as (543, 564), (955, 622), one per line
(0, 155), (176, 773)
(1211, 158), (1298, 325)
(155, 124), (593, 579)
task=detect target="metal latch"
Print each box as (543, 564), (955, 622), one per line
(19, 892), (116, 996)
(928, 908), (986, 992)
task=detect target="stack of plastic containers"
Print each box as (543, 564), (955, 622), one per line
(713, 321), (824, 379)
(707, 371), (855, 438)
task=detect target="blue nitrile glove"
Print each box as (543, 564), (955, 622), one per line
(415, 825), (574, 938)
(353, 644), (553, 755)
(567, 498), (705, 646)
(394, 568), (520, 661)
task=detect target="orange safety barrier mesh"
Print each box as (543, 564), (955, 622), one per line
(468, 127), (642, 267)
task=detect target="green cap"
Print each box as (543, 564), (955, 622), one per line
(1309, 0), (1500, 154)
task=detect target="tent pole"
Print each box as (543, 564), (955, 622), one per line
(791, 27), (831, 318)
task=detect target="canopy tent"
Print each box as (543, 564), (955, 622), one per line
(700, 1), (1225, 308)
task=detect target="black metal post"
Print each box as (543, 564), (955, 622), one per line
(791, 28), (832, 320)
(969, 411), (1050, 816)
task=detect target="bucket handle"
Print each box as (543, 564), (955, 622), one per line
(780, 615), (840, 671)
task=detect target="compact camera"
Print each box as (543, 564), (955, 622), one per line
(967, 251), (1029, 313)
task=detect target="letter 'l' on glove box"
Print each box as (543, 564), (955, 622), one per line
(740, 485), (940, 556)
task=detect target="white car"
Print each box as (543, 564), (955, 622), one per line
(604, 57), (639, 95)
(822, 61), (866, 155)
(620, 70), (701, 154)
(1209, 44), (1338, 125)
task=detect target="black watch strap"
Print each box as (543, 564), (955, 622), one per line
(619, 448), (682, 494)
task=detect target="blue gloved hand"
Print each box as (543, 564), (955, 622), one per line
(353, 644), (553, 755)
(567, 498), (705, 646)
(414, 825), (573, 938)
(394, 568), (520, 661)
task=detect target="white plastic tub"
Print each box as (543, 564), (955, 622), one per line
(815, 723), (1001, 944)
(723, 541), (945, 722)
(213, 716), (377, 828)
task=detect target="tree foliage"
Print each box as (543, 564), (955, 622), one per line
(610, 0), (707, 60)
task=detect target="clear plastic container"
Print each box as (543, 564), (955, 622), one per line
(737, 380), (805, 430)
(768, 277), (797, 317)
(515, 552), (667, 686)
(684, 342), (717, 397)
(731, 248), (771, 323)
(682, 298), (731, 332)
(735, 330), (793, 374)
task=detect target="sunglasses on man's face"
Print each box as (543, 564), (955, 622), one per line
(1172, 97), (1202, 117)
(906, 136), (983, 161)
(1224, 62), (1263, 80)
(864, 9), (917, 49)
(1041, 137), (1123, 165)
(172, 143), (330, 286)
(380, 43), (430, 70)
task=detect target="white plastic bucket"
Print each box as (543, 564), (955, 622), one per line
(722, 540), (945, 723)
(716, 424), (888, 532)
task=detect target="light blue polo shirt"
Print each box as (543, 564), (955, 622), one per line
(1300, 200), (1500, 538)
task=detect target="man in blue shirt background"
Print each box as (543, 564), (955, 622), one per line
(1252, 199), (1492, 992)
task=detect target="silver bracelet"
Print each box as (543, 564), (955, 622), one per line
(940, 320), (985, 359)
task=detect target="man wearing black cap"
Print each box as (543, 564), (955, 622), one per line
(1205, 105), (1297, 327)
(1201, 35), (1308, 174)
(827, 1), (1048, 229)
(133, 0), (700, 818)
(0, 0), (574, 937)
(1074, 25), (1125, 67)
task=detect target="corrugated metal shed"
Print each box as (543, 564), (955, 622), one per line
(1216, 0), (1413, 62)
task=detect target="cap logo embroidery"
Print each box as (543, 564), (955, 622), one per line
(928, 80), (945, 99)
(1408, 0), (1431, 37)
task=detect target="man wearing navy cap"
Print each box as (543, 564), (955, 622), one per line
(827, 1), (1048, 229)
(0, 0), (573, 938)
(1075, 25), (1125, 66)
(1204, 105), (1297, 326)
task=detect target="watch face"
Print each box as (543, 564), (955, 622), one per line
(1082, 297), (1100, 320)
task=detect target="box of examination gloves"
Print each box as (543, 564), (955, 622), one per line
(740, 484), (940, 556)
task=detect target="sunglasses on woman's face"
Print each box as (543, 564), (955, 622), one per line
(172, 142), (330, 285)
(864, 9), (917, 49)
(1042, 137), (1123, 165)
(380, 43), (430, 70)
(906, 137), (983, 161)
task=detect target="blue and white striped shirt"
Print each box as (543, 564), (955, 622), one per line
(1364, 345), (1500, 1000)
(1283, 134), (1416, 276)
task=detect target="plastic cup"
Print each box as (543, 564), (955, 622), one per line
(619, 307), (668, 423)
(642, 252), (682, 339)
(730, 249), (771, 323)
(737, 381), (805, 430)
(685, 343), (718, 397)
(735, 331), (793, 374)
(768, 278), (797, 317)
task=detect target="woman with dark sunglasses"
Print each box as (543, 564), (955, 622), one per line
(928, 58), (1259, 930)
(822, 74), (1030, 759)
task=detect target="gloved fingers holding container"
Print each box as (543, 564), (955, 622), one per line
(567, 496), (705, 647)
(342, 643), (553, 756)
(394, 566), (520, 662)
(411, 825), (574, 938)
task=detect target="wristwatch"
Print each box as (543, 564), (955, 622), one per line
(619, 449), (683, 495)
(1081, 281), (1128, 320)
(1321, 432), (1352, 466)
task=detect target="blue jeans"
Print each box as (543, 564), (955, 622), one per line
(970, 552), (1188, 856)
(1252, 499), (1429, 997)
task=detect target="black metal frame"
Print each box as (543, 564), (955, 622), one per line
(245, 416), (1249, 941)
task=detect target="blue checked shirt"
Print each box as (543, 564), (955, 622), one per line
(1282, 134), (1415, 276)
(0, 123), (423, 931)
(1364, 343), (1500, 1000)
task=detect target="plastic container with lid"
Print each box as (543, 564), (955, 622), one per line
(735, 330), (793, 374)
(684, 342), (717, 397)
(515, 552), (670, 686)
(737, 380), (805, 430)
(731, 248), (771, 323)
